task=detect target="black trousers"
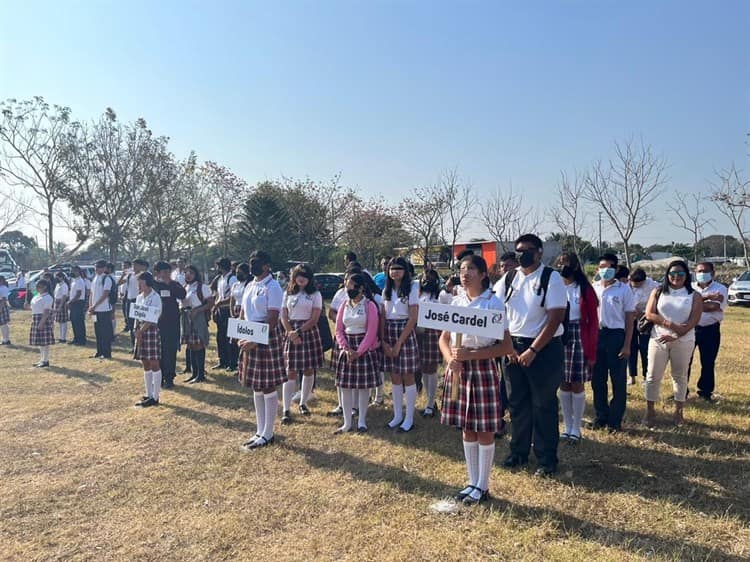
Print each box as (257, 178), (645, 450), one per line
(122, 298), (131, 331)
(215, 307), (231, 367)
(502, 336), (563, 469)
(125, 299), (136, 347)
(688, 322), (721, 398)
(94, 310), (113, 358)
(70, 300), (87, 344)
(628, 321), (649, 378)
(159, 327), (180, 383)
(592, 327), (627, 429)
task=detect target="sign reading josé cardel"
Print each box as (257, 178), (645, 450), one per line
(227, 318), (270, 345)
(417, 301), (505, 340)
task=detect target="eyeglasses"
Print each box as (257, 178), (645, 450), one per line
(667, 271), (687, 278)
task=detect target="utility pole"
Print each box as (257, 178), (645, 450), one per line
(598, 212), (602, 253)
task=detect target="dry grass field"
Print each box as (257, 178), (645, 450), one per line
(1, 307), (749, 561)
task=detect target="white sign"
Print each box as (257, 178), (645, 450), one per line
(417, 301), (504, 340)
(129, 303), (160, 323)
(228, 318), (270, 345)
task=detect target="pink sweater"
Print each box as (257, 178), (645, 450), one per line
(335, 299), (380, 353)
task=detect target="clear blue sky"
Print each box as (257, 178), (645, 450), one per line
(1, 0), (748, 246)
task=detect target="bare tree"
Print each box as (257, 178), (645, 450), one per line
(399, 184), (445, 264)
(198, 161), (249, 256)
(438, 168), (476, 265)
(0, 192), (29, 237)
(710, 163), (749, 267)
(584, 138), (668, 267)
(666, 192), (715, 263)
(549, 171), (590, 255)
(0, 97), (71, 258)
(480, 181), (542, 246)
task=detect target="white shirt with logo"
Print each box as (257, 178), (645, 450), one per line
(630, 278), (660, 314)
(594, 280), (636, 329)
(382, 284), (419, 320)
(283, 290), (323, 321)
(242, 275), (283, 322)
(183, 282), (212, 309)
(136, 290), (162, 322)
(565, 283), (581, 322)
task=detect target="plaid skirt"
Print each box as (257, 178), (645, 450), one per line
(0, 302), (9, 326)
(238, 323), (286, 389)
(417, 327), (442, 365)
(335, 333), (382, 389)
(563, 321), (589, 383)
(440, 358), (503, 433)
(54, 299), (69, 323)
(329, 338), (341, 371)
(285, 320), (324, 371)
(29, 313), (55, 346)
(134, 324), (162, 361)
(382, 319), (420, 375)
(180, 308), (209, 346)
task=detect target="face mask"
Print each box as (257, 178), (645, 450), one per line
(71, 272), (79, 278)
(559, 265), (574, 279)
(696, 272), (711, 284)
(250, 260), (264, 277)
(516, 250), (536, 268)
(599, 267), (615, 281)
(237, 272), (248, 282)
(347, 288), (361, 299)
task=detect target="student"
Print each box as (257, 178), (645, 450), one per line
(229, 263), (251, 373)
(88, 260), (114, 360)
(556, 252), (599, 444)
(417, 269), (442, 417)
(105, 262), (119, 334)
(328, 267), (359, 415)
(643, 260), (702, 426)
(53, 271), (70, 343)
(153, 261), (186, 389)
(280, 264), (324, 423)
(496, 234), (567, 477)
(492, 251), (518, 433)
(381, 256), (421, 433)
(171, 258), (186, 286)
(373, 256), (391, 291)
(591, 253), (636, 432)
(180, 266), (214, 384)
(29, 278), (55, 367)
(118, 260), (137, 334)
(334, 273), (381, 433)
(0, 275), (11, 344)
(133, 272), (163, 407)
(440, 255), (512, 505)
(627, 268), (659, 384)
(16, 270), (27, 290)
(68, 266), (87, 346)
(688, 262), (728, 402)
(238, 250), (285, 450)
(212, 257), (237, 371)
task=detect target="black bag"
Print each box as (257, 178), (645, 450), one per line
(636, 288), (662, 335)
(107, 275), (118, 307)
(318, 301), (333, 353)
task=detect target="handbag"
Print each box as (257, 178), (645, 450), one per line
(317, 301), (333, 353)
(636, 288), (662, 335)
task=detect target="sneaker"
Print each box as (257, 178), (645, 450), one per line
(298, 404), (311, 416)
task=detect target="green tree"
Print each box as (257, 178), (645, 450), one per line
(232, 182), (291, 269)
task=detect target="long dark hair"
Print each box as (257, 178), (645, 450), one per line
(560, 252), (597, 303)
(459, 254), (490, 291)
(185, 265), (203, 285)
(287, 264), (317, 295)
(384, 256), (413, 300)
(349, 273), (376, 304)
(55, 271), (71, 291)
(236, 263), (251, 288)
(419, 269), (441, 299)
(661, 260), (694, 295)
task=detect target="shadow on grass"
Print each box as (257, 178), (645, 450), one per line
(159, 402), (255, 434)
(285, 442), (742, 561)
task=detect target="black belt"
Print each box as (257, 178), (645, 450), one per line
(599, 327), (625, 332)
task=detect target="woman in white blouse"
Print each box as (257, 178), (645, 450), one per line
(133, 272), (163, 407)
(53, 271), (70, 343)
(180, 266), (215, 384)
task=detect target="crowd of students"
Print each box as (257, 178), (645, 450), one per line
(0, 235), (729, 506)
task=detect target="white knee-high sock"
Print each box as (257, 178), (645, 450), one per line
(301, 375), (314, 406)
(389, 383), (404, 427)
(253, 391), (266, 437)
(463, 440), (479, 488)
(357, 389), (370, 428)
(262, 392), (278, 439)
(282, 380), (296, 412)
(337, 386), (343, 408)
(559, 390), (573, 434)
(0, 324), (9, 342)
(339, 388), (353, 431)
(144, 371), (152, 398)
(425, 373), (438, 409)
(571, 391), (586, 437)
(477, 442), (496, 492)
(40, 346), (49, 363)
(151, 370), (162, 402)
(401, 384), (417, 430)
(59, 322), (68, 340)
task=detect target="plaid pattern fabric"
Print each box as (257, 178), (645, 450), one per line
(563, 320), (589, 383)
(383, 319), (420, 375)
(335, 332), (381, 388)
(134, 324), (162, 360)
(329, 339), (341, 371)
(29, 313), (55, 346)
(417, 327), (442, 365)
(285, 320), (324, 370)
(0, 302), (9, 326)
(180, 309), (207, 346)
(54, 299), (69, 323)
(440, 358), (503, 432)
(238, 323), (286, 389)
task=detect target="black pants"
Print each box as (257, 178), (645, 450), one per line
(125, 299), (136, 347)
(94, 310), (113, 358)
(70, 300), (87, 344)
(628, 321), (649, 379)
(215, 307), (231, 367)
(592, 328), (627, 429)
(688, 322), (721, 398)
(502, 337), (563, 470)
(122, 298), (131, 331)
(160, 327), (180, 383)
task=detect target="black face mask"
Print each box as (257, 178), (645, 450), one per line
(249, 260), (264, 277)
(347, 288), (361, 299)
(516, 249), (536, 268)
(559, 265), (574, 279)
(237, 273), (248, 282)
(421, 281), (438, 292)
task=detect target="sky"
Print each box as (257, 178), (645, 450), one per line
(1, 0), (748, 249)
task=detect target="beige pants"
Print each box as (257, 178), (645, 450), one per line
(645, 336), (694, 402)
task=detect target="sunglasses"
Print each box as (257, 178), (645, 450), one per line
(667, 271), (687, 278)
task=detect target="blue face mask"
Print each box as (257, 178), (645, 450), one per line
(696, 272), (712, 284)
(598, 267), (615, 281)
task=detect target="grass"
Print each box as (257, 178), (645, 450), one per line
(1, 307), (749, 561)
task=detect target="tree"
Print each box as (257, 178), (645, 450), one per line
(549, 171), (590, 255)
(343, 198), (409, 269)
(232, 182), (291, 269)
(0, 97), (71, 258)
(710, 163), (750, 267)
(666, 192), (714, 263)
(0, 193), (28, 237)
(584, 138), (668, 267)
(398, 184), (445, 265)
(480, 181), (542, 246)
(437, 168), (476, 265)
(198, 162), (249, 257)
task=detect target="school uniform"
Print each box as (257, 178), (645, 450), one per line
(54, 282), (69, 324)
(328, 287), (347, 371)
(0, 285), (11, 329)
(381, 286), (420, 375)
(228, 279), (249, 370)
(171, 268), (186, 286)
(688, 280), (728, 400)
(629, 278), (660, 379)
(154, 278), (186, 386)
(592, 280), (636, 430)
(68, 277), (87, 345)
(90, 274), (114, 358)
(283, 290), (324, 371)
(133, 291), (163, 361)
(180, 282), (212, 347)
(122, 270), (139, 332)
(417, 293), (442, 366)
(334, 298), (381, 389)
(215, 271), (237, 369)
(29, 293), (55, 346)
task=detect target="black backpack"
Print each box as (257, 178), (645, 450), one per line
(107, 275), (118, 307)
(503, 266), (571, 345)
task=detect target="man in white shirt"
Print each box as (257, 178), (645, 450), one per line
(688, 262), (728, 402)
(212, 257), (237, 371)
(88, 260), (114, 359)
(171, 258), (186, 286)
(592, 253), (635, 432)
(16, 270), (26, 290)
(68, 265), (88, 346)
(118, 260), (137, 334)
(627, 268), (660, 384)
(495, 234), (567, 477)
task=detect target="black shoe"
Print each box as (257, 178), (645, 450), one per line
(188, 376), (205, 384)
(502, 454), (528, 468)
(333, 426), (354, 435)
(397, 423), (415, 433)
(462, 488), (489, 505)
(89, 354), (101, 359)
(246, 435), (274, 449)
(226, 365), (236, 372)
(181, 367), (192, 374)
(162, 379), (175, 389)
(281, 410), (293, 424)
(533, 466), (556, 478)
(136, 397), (158, 407)
(421, 406), (436, 418)
(184, 374), (197, 383)
(327, 406), (343, 417)
(607, 425), (622, 434)
(298, 404), (311, 416)
(211, 363), (225, 370)
(33, 361), (50, 368)
(699, 394), (714, 403)
(357, 426), (368, 433)
(590, 420), (607, 431)
(455, 485), (477, 501)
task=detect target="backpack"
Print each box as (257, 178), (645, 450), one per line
(503, 266), (571, 345)
(107, 275), (118, 307)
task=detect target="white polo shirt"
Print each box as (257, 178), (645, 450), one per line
(54, 282), (69, 301)
(171, 269), (186, 286)
(283, 290), (322, 321)
(31, 293), (53, 314)
(242, 274), (283, 322)
(217, 272), (237, 305)
(449, 289), (507, 349)
(183, 282), (212, 309)
(594, 280), (635, 329)
(90, 274), (114, 312)
(342, 298), (369, 334)
(135, 290), (162, 322)
(494, 266), (567, 338)
(692, 280), (728, 326)
(70, 277), (86, 302)
(382, 283), (419, 320)
(330, 287), (347, 313)
(630, 278), (660, 313)
(124, 272), (139, 300)
(565, 283), (581, 322)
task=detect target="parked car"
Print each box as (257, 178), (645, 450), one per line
(8, 287), (27, 309)
(728, 271), (750, 306)
(314, 273), (344, 299)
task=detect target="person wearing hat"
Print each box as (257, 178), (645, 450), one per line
(88, 260), (115, 359)
(153, 261), (186, 388)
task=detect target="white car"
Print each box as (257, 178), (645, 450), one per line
(727, 271), (750, 306)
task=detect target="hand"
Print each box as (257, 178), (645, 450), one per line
(392, 341), (402, 356)
(452, 347), (471, 362)
(87, 307), (94, 315)
(291, 332), (302, 346)
(508, 350), (520, 364)
(657, 334), (677, 344)
(382, 343), (393, 358)
(347, 349), (359, 362)
(671, 323), (689, 337)
(518, 348), (537, 368)
(617, 346), (630, 359)
(448, 359), (464, 375)
(239, 340), (257, 352)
